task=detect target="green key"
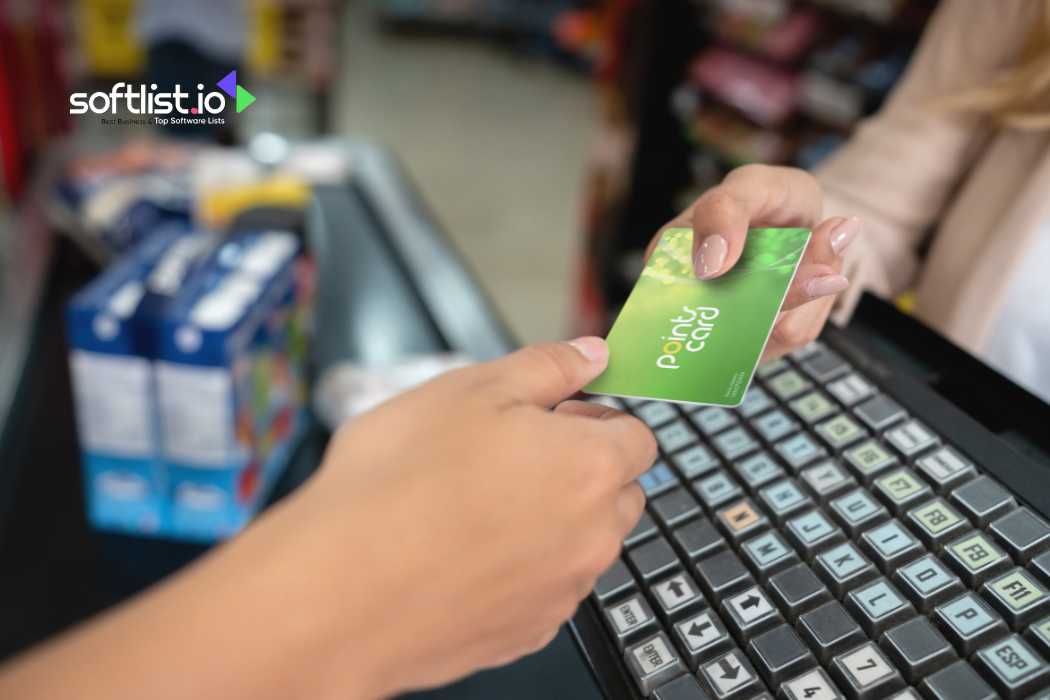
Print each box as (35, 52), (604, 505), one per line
(767, 370), (812, 401)
(843, 439), (897, 484)
(944, 532), (1010, 586)
(985, 568), (1050, 630)
(789, 391), (837, 424)
(816, 414), (867, 451)
(873, 468), (932, 514)
(907, 498), (969, 551)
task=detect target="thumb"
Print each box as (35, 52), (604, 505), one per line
(486, 337), (609, 408)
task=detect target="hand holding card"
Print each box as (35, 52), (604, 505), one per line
(586, 227), (811, 407)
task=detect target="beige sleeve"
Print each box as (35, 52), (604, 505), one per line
(815, 0), (1038, 323)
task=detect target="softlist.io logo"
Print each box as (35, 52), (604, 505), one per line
(69, 70), (256, 126)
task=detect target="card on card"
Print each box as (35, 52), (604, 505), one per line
(585, 227), (811, 407)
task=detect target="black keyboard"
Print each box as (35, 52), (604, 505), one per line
(580, 339), (1050, 700)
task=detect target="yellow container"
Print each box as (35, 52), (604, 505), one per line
(78, 0), (145, 77)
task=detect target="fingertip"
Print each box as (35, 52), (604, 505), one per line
(567, 336), (609, 367)
(694, 234), (729, 279)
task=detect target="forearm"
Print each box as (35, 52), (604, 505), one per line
(0, 494), (395, 700)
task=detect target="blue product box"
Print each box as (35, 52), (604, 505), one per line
(156, 231), (309, 541)
(66, 225), (215, 535)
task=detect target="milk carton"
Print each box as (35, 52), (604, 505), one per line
(156, 231), (309, 540)
(66, 225), (214, 535)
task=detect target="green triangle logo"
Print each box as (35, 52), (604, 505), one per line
(236, 85), (256, 113)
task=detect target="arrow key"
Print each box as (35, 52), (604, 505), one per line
(721, 586), (783, 643)
(672, 610), (733, 671)
(650, 572), (705, 623)
(700, 648), (764, 700)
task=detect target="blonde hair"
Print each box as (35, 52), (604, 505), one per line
(943, 0), (1050, 130)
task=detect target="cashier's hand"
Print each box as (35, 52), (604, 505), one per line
(648, 164), (861, 360)
(301, 337), (655, 698)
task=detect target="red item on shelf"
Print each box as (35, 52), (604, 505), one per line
(690, 47), (800, 127)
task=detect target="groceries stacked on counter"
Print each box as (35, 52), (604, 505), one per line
(58, 139), (338, 542)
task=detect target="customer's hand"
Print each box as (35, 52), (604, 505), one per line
(296, 337), (656, 697)
(649, 164), (861, 359)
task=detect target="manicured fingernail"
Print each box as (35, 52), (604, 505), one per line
(806, 274), (850, 298)
(568, 336), (608, 364)
(695, 235), (728, 279)
(830, 217), (862, 256)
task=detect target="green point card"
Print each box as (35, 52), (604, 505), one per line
(586, 227), (811, 407)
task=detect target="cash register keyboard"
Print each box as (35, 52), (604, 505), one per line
(588, 341), (1050, 700)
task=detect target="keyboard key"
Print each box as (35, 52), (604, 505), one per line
(738, 386), (775, 418)
(905, 498), (970, 552)
(841, 440), (897, 485)
(984, 568), (1050, 630)
(828, 488), (889, 538)
(691, 408), (739, 438)
(740, 530), (799, 577)
(973, 634), (1050, 699)
(594, 558), (637, 604)
(853, 394), (907, 432)
(814, 541), (878, 598)
(785, 509), (845, 562)
(880, 616), (956, 684)
(789, 391), (838, 425)
(694, 471), (745, 511)
(1033, 550), (1050, 587)
(640, 461), (681, 497)
(656, 420), (699, 455)
(766, 370), (812, 401)
(884, 419), (940, 459)
(829, 641), (905, 700)
(758, 479), (813, 525)
(989, 507), (1050, 563)
(872, 467), (932, 515)
(715, 498), (770, 543)
(1024, 615), (1050, 660)
(672, 518), (727, 562)
(950, 476), (1016, 527)
(636, 401), (680, 428)
(625, 632), (687, 696)
(713, 427), (761, 461)
(626, 512), (661, 547)
(757, 357), (790, 378)
(801, 348), (850, 383)
(651, 572), (706, 622)
(920, 660), (998, 700)
(733, 452), (785, 492)
(934, 592), (1010, 656)
(799, 461), (855, 504)
(696, 550), (754, 603)
(672, 609), (734, 670)
(774, 433), (827, 472)
(797, 600), (866, 664)
(791, 340), (826, 361)
(673, 444), (722, 480)
(815, 414), (868, 451)
(700, 648), (763, 700)
(768, 563), (832, 623)
(753, 409), (799, 443)
(826, 373), (875, 407)
(780, 667), (845, 700)
(914, 446), (977, 494)
(629, 535), (681, 582)
(893, 555), (965, 613)
(747, 624), (816, 689)
(722, 585), (783, 642)
(652, 674), (711, 700)
(858, 519), (924, 574)
(844, 577), (914, 637)
(604, 593), (659, 649)
(651, 488), (703, 529)
(943, 531), (1011, 587)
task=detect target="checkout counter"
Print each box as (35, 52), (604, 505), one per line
(0, 142), (602, 699)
